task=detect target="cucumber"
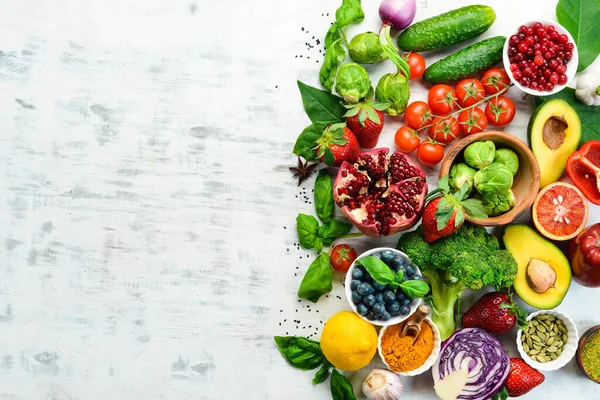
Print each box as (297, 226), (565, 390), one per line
(423, 37), (506, 84)
(397, 5), (496, 52)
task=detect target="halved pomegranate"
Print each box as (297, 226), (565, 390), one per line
(334, 148), (428, 237)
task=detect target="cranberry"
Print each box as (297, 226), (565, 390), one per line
(508, 46), (517, 56)
(519, 60), (528, 68)
(566, 42), (574, 51)
(549, 73), (559, 83)
(513, 70), (523, 80)
(526, 27), (535, 36)
(518, 33), (526, 40)
(520, 77), (531, 86)
(533, 55), (544, 66)
(519, 25), (528, 34)
(543, 69), (552, 78)
(559, 34), (569, 44)
(509, 56), (516, 63)
(533, 22), (542, 29)
(526, 48), (535, 57)
(556, 64), (566, 74)
(515, 53), (524, 61)
(518, 42), (529, 53)
(543, 51), (553, 60)
(525, 36), (535, 46)
(548, 59), (559, 69)
(510, 35), (520, 45)
(565, 51), (573, 60)
(530, 81), (539, 90)
(558, 74), (568, 85)
(550, 31), (559, 41)
(510, 63), (520, 72)
(523, 67), (533, 76)
(547, 25), (556, 32)
(537, 28), (547, 38)
(541, 38), (551, 46)
(545, 82), (555, 91)
(534, 50), (542, 57)
(533, 43), (542, 51)
(538, 76), (547, 84)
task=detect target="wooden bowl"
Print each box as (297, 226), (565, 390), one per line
(439, 131), (540, 226)
(576, 325), (600, 384)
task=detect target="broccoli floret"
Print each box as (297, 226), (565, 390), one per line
(397, 223), (517, 340)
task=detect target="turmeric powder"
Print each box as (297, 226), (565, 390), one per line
(380, 320), (434, 372)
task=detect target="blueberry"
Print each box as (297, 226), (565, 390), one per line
(351, 291), (363, 305)
(377, 315), (386, 321)
(372, 303), (385, 316)
(402, 274), (409, 282)
(381, 250), (395, 265)
(366, 311), (376, 321)
(382, 311), (392, 321)
(397, 265), (407, 274)
(406, 265), (415, 277)
(375, 293), (384, 304)
(392, 256), (405, 267)
(357, 304), (368, 316)
(352, 268), (364, 280)
(350, 279), (360, 290)
(362, 273), (373, 284)
(396, 291), (406, 301)
(387, 301), (401, 315)
(400, 305), (411, 316)
(363, 294), (376, 308)
(401, 298), (411, 307)
(357, 283), (370, 296)
(371, 252), (382, 259)
(412, 274), (423, 281)
(383, 290), (396, 303)
(373, 282), (387, 291)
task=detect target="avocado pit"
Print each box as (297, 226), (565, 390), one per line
(542, 115), (568, 151)
(526, 258), (557, 293)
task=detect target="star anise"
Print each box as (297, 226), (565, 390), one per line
(289, 157), (318, 186)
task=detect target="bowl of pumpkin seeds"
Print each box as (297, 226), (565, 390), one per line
(516, 310), (579, 371)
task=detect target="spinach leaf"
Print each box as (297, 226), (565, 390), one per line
(298, 253), (333, 303)
(293, 123), (326, 160)
(536, 88), (600, 145)
(399, 279), (430, 298)
(312, 361), (332, 385)
(298, 80), (346, 124)
(556, 0), (600, 72)
(356, 256), (394, 285)
(317, 220), (352, 246)
(335, 0), (364, 27)
(330, 369), (357, 400)
(274, 336), (324, 371)
(320, 38), (347, 92)
(314, 170), (335, 223)
(297, 214), (319, 249)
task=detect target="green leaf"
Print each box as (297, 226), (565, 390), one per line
(461, 199), (488, 219)
(438, 175), (450, 193)
(399, 279), (430, 298)
(314, 237), (323, 252)
(356, 256), (394, 285)
(556, 0), (600, 72)
(320, 39), (347, 92)
(298, 80), (346, 124)
(293, 123), (326, 160)
(297, 214), (319, 249)
(324, 148), (335, 166)
(454, 182), (470, 202)
(330, 369), (357, 400)
(325, 23), (342, 49)
(335, 0), (364, 27)
(435, 199), (454, 231)
(317, 220), (353, 246)
(274, 336), (324, 371)
(394, 270), (404, 283)
(358, 109), (367, 125)
(365, 107), (380, 124)
(491, 386), (509, 400)
(312, 361), (332, 385)
(298, 253), (333, 303)
(535, 88), (600, 146)
(314, 170), (335, 224)
(454, 207), (465, 228)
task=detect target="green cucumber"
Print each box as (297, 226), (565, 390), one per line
(397, 5), (496, 52)
(423, 36), (507, 84)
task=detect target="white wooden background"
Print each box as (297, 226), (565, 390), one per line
(0, 0), (598, 399)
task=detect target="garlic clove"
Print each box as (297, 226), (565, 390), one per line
(362, 368), (403, 400)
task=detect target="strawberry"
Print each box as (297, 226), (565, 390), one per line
(344, 102), (389, 149)
(314, 123), (361, 167)
(421, 175), (488, 243)
(504, 358), (545, 397)
(462, 292), (528, 334)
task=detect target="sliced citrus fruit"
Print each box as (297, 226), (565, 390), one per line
(532, 182), (588, 241)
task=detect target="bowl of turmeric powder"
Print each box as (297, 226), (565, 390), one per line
(377, 316), (442, 376)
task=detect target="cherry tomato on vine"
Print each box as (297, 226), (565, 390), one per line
(458, 108), (488, 135)
(330, 244), (357, 272)
(417, 139), (445, 166)
(485, 96), (516, 126)
(427, 84), (457, 115)
(405, 52), (426, 80)
(456, 79), (485, 107)
(481, 68), (511, 95)
(428, 117), (459, 144)
(404, 101), (432, 130)
(394, 126), (421, 153)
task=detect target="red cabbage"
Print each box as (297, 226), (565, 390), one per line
(432, 328), (509, 400)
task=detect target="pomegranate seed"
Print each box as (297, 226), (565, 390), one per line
(559, 34), (568, 44)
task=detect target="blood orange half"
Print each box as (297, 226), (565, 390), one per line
(532, 182), (589, 241)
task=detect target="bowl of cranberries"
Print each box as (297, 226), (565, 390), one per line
(503, 20), (578, 95)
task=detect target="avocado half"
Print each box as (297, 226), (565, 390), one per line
(503, 224), (572, 309)
(528, 99), (581, 188)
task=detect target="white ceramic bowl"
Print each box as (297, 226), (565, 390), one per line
(344, 247), (422, 327)
(503, 19), (578, 96)
(516, 310), (579, 371)
(377, 317), (441, 376)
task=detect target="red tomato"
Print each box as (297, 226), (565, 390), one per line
(330, 244), (357, 272)
(456, 79), (485, 107)
(417, 139), (445, 166)
(485, 96), (516, 126)
(481, 68), (511, 95)
(458, 108), (488, 135)
(428, 117), (459, 144)
(394, 126), (421, 153)
(428, 84), (457, 115)
(404, 101), (432, 130)
(405, 52), (426, 80)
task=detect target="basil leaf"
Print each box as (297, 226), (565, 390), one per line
(298, 253), (333, 303)
(335, 0), (364, 28)
(325, 23), (342, 49)
(298, 80), (346, 124)
(314, 237), (324, 253)
(556, 0), (600, 72)
(320, 38), (346, 92)
(330, 369), (357, 400)
(312, 361), (332, 385)
(317, 220), (352, 246)
(274, 336), (324, 371)
(394, 270), (404, 282)
(293, 123), (326, 160)
(356, 256), (394, 285)
(315, 170), (335, 223)
(399, 279), (430, 298)
(536, 88), (600, 145)
(297, 214), (319, 249)
(491, 386), (509, 400)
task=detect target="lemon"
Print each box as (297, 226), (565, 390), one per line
(320, 311), (378, 371)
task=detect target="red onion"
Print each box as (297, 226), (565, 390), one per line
(379, 0), (416, 31)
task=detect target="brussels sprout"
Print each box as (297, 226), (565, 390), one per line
(335, 63), (371, 103)
(375, 73), (410, 115)
(482, 190), (516, 216)
(449, 163), (476, 193)
(474, 163), (514, 196)
(348, 32), (386, 64)
(464, 141), (496, 169)
(493, 148), (519, 175)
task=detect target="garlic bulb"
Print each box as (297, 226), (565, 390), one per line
(575, 72), (600, 106)
(362, 368), (403, 400)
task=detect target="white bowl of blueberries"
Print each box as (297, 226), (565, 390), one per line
(344, 247), (423, 326)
